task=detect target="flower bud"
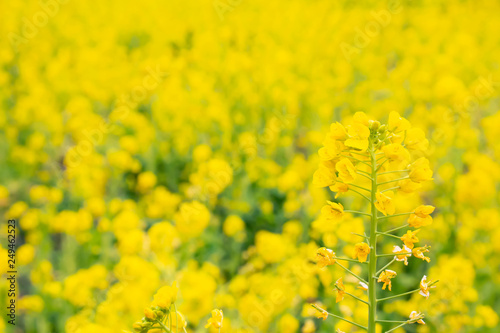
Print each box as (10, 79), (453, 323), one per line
(369, 120), (380, 130)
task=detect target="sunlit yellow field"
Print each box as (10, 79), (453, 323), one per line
(1, 0), (500, 332)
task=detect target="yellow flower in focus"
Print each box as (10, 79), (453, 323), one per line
(205, 309), (223, 329)
(409, 157), (433, 183)
(413, 246), (431, 263)
(392, 245), (411, 265)
(408, 205), (435, 228)
(152, 282), (178, 310)
(336, 158), (357, 183)
(345, 123), (370, 151)
(388, 111), (410, 134)
(409, 311), (425, 324)
(335, 277), (345, 303)
(353, 242), (370, 263)
(375, 191), (395, 216)
(398, 179), (421, 193)
(320, 201), (344, 221)
(377, 270), (397, 291)
(419, 275), (436, 298)
(382, 144), (410, 161)
(313, 164), (337, 187)
(319, 135), (345, 160)
(329, 182), (349, 198)
(316, 247), (336, 268)
(400, 230), (420, 249)
(330, 122), (348, 140)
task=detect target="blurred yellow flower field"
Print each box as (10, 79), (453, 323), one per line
(1, 0), (500, 332)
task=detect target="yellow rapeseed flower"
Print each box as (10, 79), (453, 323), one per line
(353, 242), (370, 263)
(205, 309), (223, 329)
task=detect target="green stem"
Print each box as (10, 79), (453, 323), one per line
(156, 320), (172, 333)
(377, 176), (409, 186)
(385, 321), (410, 332)
(375, 158), (388, 172)
(335, 262), (369, 284)
(357, 172), (374, 181)
(377, 288), (420, 302)
(349, 188), (372, 202)
(345, 291), (369, 305)
(376, 320), (407, 323)
(377, 252), (411, 257)
(344, 210), (372, 217)
(338, 181), (371, 192)
(378, 170), (409, 175)
(368, 144), (378, 333)
(382, 224), (409, 233)
(381, 186), (400, 193)
(378, 213), (413, 220)
(335, 256), (369, 263)
(341, 154), (371, 167)
(376, 232), (401, 239)
(376, 258), (396, 276)
(351, 232), (370, 240)
(311, 305), (368, 330)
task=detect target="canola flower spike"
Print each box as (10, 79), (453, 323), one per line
(312, 113), (437, 333)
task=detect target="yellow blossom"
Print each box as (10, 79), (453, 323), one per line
(409, 311), (425, 324)
(413, 246), (431, 263)
(320, 201), (344, 221)
(152, 282), (178, 309)
(315, 306), (328, 320)
(345, 123), (370, 151)
(205, 309), (223, 329)
(388, 111), (411, 134)
(316, 247), (337, 268)
(408, 205), (435, 228)
(409, 157), (433, 183)
(419, 275), (436, 298)
(330, 122), (348, 140)
(353, 242), (370, 263)
(336, 158), (357, 183)
(313, 164), (337, 187)
(335, 277), (345, 303)
(393, 245), (412, 265)
(375, 191), (396, 216)
(382, 143), (410, 161)
(377, 270), (397, 291)
(400, 230), (420, 249)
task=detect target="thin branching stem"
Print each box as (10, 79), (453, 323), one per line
(376, 258), (396, 276)
(377, 252), (411, 258)
(378, 212), (413, 220)
(377, 176), (409, 186)
(345, 210), (372, 217)
(349, 188), (372, 202)
(335, 257), (368, 264)
(311, 305), (368, 330)
(378, 170), (409, 175)
(381, 186), (400, 193)
(376, 231), (401, 239)
(357, 172), (374, 181)
(383, 224), (410, 234)
(335, 262), (369, 285)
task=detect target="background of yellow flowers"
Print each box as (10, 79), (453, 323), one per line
(1, 0), (500, 332)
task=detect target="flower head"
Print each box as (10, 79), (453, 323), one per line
(335, 277), (345, 303)
(413, 246), (431, 263)
(409, 157), (433, 183)
(205, 309), (223, 329)
(393, 245), (412, 265)
(375, 191), (396, 216)
(313, 164), (337, 188)
(377, 270), (397, 291)
(320, 201), (344, 221)
(353, 242), (371, 263)
(419, 275), (436, 298)
(152, 282), (178, 309)
(330, 122), (348, 140)
(315, 306), (328, 320)
(329, 182), (349, 198)
(336, 158), (357, 183)
(316, 247), (337, 268)
(400, 229), (420, 249)
(388, 111), (411, 134)
(409, 311), (425, 324)
(144, 307), (156, 321)
(408, 205), (435, 228)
